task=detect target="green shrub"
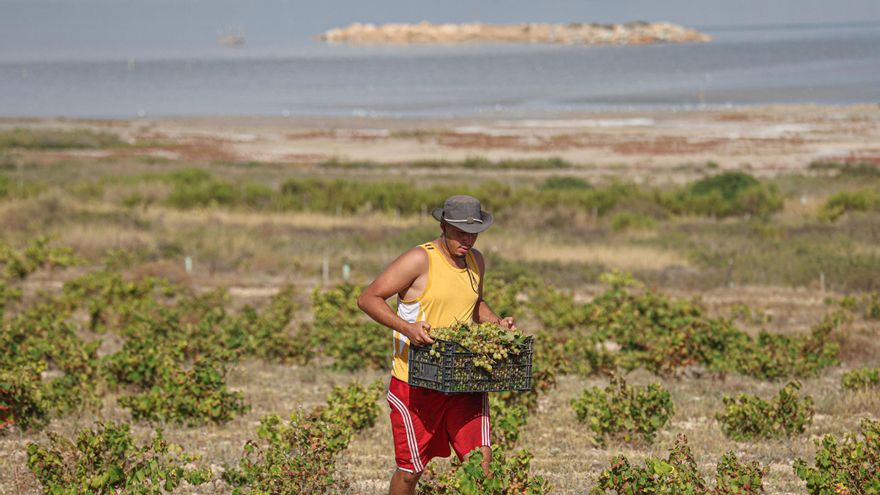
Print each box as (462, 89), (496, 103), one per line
(841, 367), (880, 390)
(0, 281), (22, 312)
(419, 446), (551, 495)
(161, 168), (272, 209)
(559, 337), (619, 377)
(716, 381), (814, 440)
(584, 272), (748, 376)
(311, 283), (387, 371)
(571, 375), (674, 445)
(527, 285), (586, 332)
(0, 127), (126, 150)
(663, 171), (784, 218)
(836, 291), (880, 320)
(793, 417), (880, 494)
(224, 381), (381, 494)
(61, 270), (169, 332)
(119, 357), (248, 425)
(0, 362), (49, 431)
(483, 266), (536, 320)
(26, 421), (211, 494)
(809, 160), (880, 178)
(729, 310), (843, 380)
(0, 237), (82, 280)
(225, 285), (312, 363)
(867, 292), (880, 320)
(610, 211), (656, 232)
(2, 305), (101, 416)
(489, 395), (530, 449)
(820, 188), (880, 221)
(591, 434), (766, 494)
(0, 174), (9, 199)
(540, 176), (591, 190)
(102, 341), (184, 388)
(583, 272), (841, 379)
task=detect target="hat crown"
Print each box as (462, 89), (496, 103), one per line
(431, 195), (493, 233)
(442, 195), (482, 222)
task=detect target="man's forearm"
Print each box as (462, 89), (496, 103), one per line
(475, 299), (501, 324)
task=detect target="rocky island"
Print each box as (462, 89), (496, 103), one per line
(320, 21), (711, 45)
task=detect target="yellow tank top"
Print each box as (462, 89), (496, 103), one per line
(392, 242), (481, 382)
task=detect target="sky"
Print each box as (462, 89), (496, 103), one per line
(2, 0), (880, 61)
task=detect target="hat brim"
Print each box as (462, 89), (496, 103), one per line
(431, 208), (494, 233)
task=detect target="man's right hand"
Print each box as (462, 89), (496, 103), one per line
(405, 321), (434, 347)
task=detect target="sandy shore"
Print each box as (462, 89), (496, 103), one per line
(3, 104), (879, 177)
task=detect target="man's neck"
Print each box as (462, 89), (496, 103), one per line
(434, 237), (466, 268)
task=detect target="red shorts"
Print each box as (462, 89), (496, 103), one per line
(387, 376), (491, 473)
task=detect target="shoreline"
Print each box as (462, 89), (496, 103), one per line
(2, 104), (878, 175)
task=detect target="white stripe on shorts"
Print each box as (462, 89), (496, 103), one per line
(482, 393), (491, 446)
(387, 391), (424, 472)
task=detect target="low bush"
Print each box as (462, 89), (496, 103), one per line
(610, 211), (656, 232)
(820, 188), (880, 221)
(60, 270), (171, 332)
(808, 160), (880, 179)
(841, 367), (880, 390)
(837, 291), (880, 320)
(793, 417), (880, 494)
(0, 363), (49, 431)
(663, 171), (784, 218)
(0, 127), (126, 150)
(224, 381), (381, 494)
(489, 395), (530, 449)
(119, 357), (248, 425)
(559, 337), (619, 377)
(583, 271), (841, 379)
(570, 375), (675, 444)
(0, 237), (82, 280)
(102, 341), (184, 388)
(716, 381), (814, 440)
(591, 434), (767, 494)
(2, 305), (102, 418)
(225, 285), (312, 364)
(161, 168), (272, 210)
(311, 283), (387, 371)
(419, 446), (551, 495)
(26, 421), (211, 494)
(0, 281), (22, 312)
(728, 310), (844, 380)
(539, 176), (591, 190)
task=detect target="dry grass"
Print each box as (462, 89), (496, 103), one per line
(144, 207), (421, 231)
(480, 233), (691, 272)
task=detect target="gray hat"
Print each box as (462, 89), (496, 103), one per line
(431, 195), (494, 233)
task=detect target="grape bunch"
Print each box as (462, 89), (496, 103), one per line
(429, 322), (526, 373)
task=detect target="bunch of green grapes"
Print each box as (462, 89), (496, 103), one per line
(429, 322), (526, 373)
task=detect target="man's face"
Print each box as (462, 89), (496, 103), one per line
(442, 223), (478, 256)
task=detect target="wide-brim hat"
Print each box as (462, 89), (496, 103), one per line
(431, 195), (493, 234)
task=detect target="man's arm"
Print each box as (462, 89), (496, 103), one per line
(357, 247), (435, 347)
(472, 249), (516, 330)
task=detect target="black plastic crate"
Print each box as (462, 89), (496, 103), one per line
(408, 336), (533, 393)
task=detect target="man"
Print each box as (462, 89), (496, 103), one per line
(357, 195), (515, 495)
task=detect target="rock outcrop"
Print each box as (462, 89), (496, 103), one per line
(320, 21), (711, 45)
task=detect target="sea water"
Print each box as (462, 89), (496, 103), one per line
(1, 8), (878, 118)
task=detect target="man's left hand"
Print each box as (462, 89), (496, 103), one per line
(498, 316), (516, 330)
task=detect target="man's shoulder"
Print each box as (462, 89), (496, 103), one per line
(395, 244), (430, 270)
